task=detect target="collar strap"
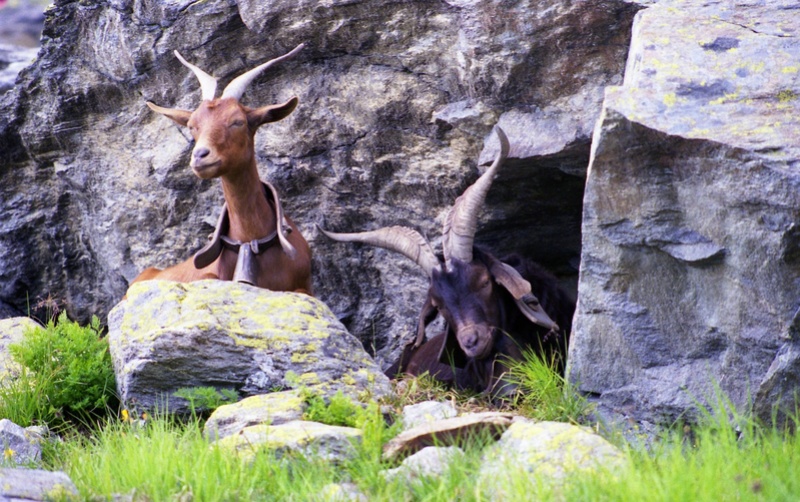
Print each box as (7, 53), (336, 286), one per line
(193, 181), (295, 270)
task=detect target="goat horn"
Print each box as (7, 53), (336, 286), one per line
(221, 43), (305, 101)
(174, 50), (218, 101)
(317, 225), (440, 277)
(443, 126), (509, 268)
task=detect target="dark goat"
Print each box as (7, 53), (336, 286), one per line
(320, 127), (574, 396)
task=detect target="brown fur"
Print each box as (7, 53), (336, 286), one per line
(130, 96), (312, 295)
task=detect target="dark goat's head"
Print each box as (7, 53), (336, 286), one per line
(319, 127), (559, 361)
(145, 45), (303, 180)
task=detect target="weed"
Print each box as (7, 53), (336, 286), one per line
(505, 348), (592, 423)
(4, 312), (117, 427)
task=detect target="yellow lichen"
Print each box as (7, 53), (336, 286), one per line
(777, 90), (797, 103)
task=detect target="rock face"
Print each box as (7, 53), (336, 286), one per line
(108, 280), (392, 414)
(569, 2), (800, 425)
(0, 0), (638, 366)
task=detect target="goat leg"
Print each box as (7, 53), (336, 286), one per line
(415, 295), (438, 348)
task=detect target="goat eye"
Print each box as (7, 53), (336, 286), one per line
(230, 120), (245, 128)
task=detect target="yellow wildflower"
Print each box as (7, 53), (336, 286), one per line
(3, 448), (15, 460)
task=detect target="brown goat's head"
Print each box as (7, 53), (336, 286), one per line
(146, 45), (303, 179)
(319, 127), (560, 361)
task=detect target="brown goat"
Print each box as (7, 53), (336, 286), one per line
(130, 45), (312, 295)
(320, 127), (574, 396)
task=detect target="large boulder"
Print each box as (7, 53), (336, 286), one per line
(0, 0), (639, 367)
(569, 2), (800, 425)
(108, 280), (392, 415)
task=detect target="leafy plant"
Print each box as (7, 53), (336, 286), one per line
(302, 391), (363, 428)
(6, 312), (117, 425)
(302, 390), (399, 464)
(174, 386), (239, 416)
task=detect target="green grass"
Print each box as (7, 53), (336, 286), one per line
(505, 348), (592, 423)
(43, 404), (800, 501)
(5, 317), (800, 500)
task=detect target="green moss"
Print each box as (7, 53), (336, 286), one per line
(777, 89), (797, 102)
(209, 391), (305, 421)
(298, 373), (320, 386)
(291, 352), (319, 364)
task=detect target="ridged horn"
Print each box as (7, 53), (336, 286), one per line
(318, 225), (440, 277)
(442, 126), (509, 268)
(221, 43), (305, 101)
(174, 50), (218, 101)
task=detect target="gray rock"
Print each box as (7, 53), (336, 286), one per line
(0, 467), (78, 501)
(382, 446), (465, 483)
(107, 280), (392, 415)
(0, 3), (45, 48)
(0, 301), (23, 320)
(319, 483), (368, 502)
(0, 0), (638, 368)
(401, 401), (458, 431)
(479, 421), (626, 494)
(569, 3), (800, 425)
(0, 420), (41, 466)
(0, 44), (39, 94)
(204, 390), (307, 441)
(0, 317), (40, 378)
(214, 420), (362, 463)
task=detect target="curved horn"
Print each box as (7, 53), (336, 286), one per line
(442, 126), (509, 268)
(318, 225), (440, 277)
(221, 43), (305, 101)
(174, 50), (218, 101)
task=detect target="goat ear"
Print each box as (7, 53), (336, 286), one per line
(146, 102), (191, 127)
(487, 257), (531, 300)
(248, 97), (298, 127)
(488, 257), (560, 332)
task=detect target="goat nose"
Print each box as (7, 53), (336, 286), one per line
(463, 332), (479, 349)
(194, 147), (210, 159)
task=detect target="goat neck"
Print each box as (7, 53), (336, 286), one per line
(219, 164), (277, 243)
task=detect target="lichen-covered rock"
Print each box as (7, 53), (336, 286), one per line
(204, 390), (307, 441)
(319, 482), (368, 502)
(214, 420), (362, 463)
(0, 0), (638, 368)
(107, 280), (392, 414)
(401, 401), (458, 431)
(0, 419), (42, 466)
(382, 446), (465, 483)
(0, 467), (78, 501)
(479, 421), (626, 494)
(569, 2), (800, 425)
(0, 317), (40, 377)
